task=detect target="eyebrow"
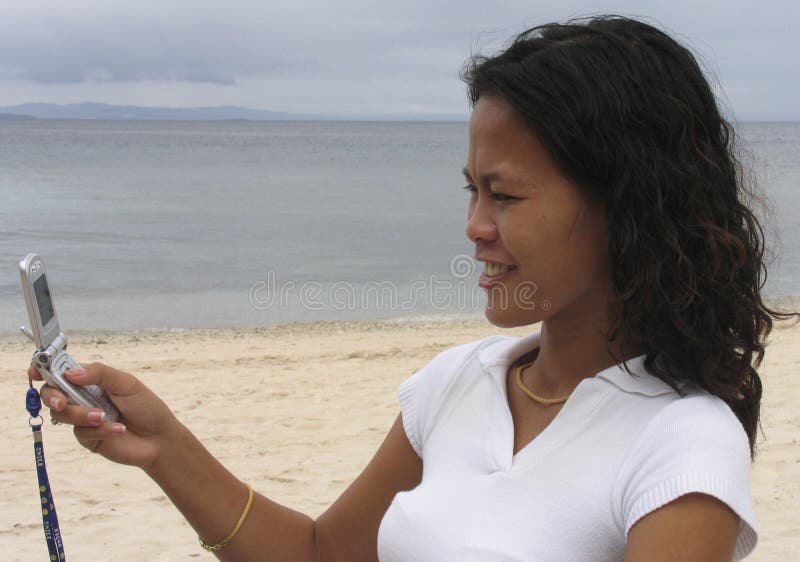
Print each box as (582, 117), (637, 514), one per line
(462, 167), (503, 186)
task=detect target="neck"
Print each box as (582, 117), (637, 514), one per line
(525, 308), (644, 398)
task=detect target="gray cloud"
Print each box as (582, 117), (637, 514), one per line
(0, 1), (474, 84)
(1, 0), (798, 119)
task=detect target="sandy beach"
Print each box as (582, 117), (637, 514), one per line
(1, 316), (797, 560)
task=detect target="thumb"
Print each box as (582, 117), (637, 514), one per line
(65, 362), (141, 397)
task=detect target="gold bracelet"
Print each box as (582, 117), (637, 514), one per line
(199, 482), (254, 552)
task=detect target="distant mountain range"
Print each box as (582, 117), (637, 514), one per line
(0, 102), (466, 122)
(0, 112), (36, 120)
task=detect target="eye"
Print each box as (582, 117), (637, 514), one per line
(463, 184), (518, 202)
(491, 192), (518, 202)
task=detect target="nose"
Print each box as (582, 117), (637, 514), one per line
(465, 195), (498, 243)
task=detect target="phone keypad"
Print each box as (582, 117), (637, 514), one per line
(51, 351), (123, 423)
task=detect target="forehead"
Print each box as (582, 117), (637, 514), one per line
(469, 96), (531, 143)
(466, 96), (554, 180)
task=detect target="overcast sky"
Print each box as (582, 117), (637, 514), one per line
(1, 0), (797, 120)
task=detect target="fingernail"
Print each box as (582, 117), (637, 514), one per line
(87, 410), (105, 424)
(111, 424), (126, 434)
(66, 367), (87, 377)
(49, 397), (60, 409)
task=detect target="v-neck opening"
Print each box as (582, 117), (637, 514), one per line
(498, 344), (571, 466)
(504, 376), (592, 470)
(477, 331), (664, 473)
(487, 366), (615, 473)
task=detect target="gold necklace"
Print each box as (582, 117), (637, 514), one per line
(515, 361), (571, 405)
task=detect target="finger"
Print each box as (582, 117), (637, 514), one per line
(64, 362), (140, 396)
(75, 435), (101, 454)
(51, 404), (108, 427)
(73, 426), (102, 453)
(39, 384), (68, 412)
(74, 423), (127, 445)
(28, 364), (43, 381)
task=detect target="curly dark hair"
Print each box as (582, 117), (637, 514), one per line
(461, 15), (798, 458)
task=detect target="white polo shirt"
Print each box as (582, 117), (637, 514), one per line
(377, 331), (758, 561)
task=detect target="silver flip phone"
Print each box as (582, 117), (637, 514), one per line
(20, 254), (122, 423)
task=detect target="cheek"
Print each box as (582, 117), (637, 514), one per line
(558, 211), (612, 293)
(569, 204), (605, 248)
(576, 208), (610, 267)
(513, 207), (609, 286)
(511, 207), (571, 260)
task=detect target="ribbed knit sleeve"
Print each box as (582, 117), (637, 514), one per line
(396, 337), (499, 459)
(614, 393), (758, 560)
(397, 373), (422, 456)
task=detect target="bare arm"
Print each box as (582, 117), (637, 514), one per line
(145, 421), (316, 562)
(623, 493), (740, 561)
(315, 414), (422, 561)
(35, 363), (422, 561)
(149, 413), (420, 562)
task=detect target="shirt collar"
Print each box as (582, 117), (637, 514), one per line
(477, 329), (676, 397)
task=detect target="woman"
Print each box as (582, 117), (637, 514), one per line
(32, 15), (795, 561)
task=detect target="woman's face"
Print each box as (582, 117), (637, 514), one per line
(465, 96), (613, 328)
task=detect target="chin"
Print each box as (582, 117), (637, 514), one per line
(484, 305), (542, 329)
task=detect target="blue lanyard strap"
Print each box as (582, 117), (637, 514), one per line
(27, 385), (67, 561)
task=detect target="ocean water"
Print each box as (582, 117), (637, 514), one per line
(0, 120), (797, 332)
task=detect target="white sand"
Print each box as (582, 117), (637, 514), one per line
(1, 317), (797, 560)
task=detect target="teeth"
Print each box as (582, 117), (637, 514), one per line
(485, 262), (511, 277)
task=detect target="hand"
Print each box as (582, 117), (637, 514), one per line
(29, 362), (182, 470)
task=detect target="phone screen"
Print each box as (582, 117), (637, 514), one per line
(33, 274), (55, 326)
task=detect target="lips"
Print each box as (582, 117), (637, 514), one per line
(485, 262), (513, 276)
(478, 260), (517, 288)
